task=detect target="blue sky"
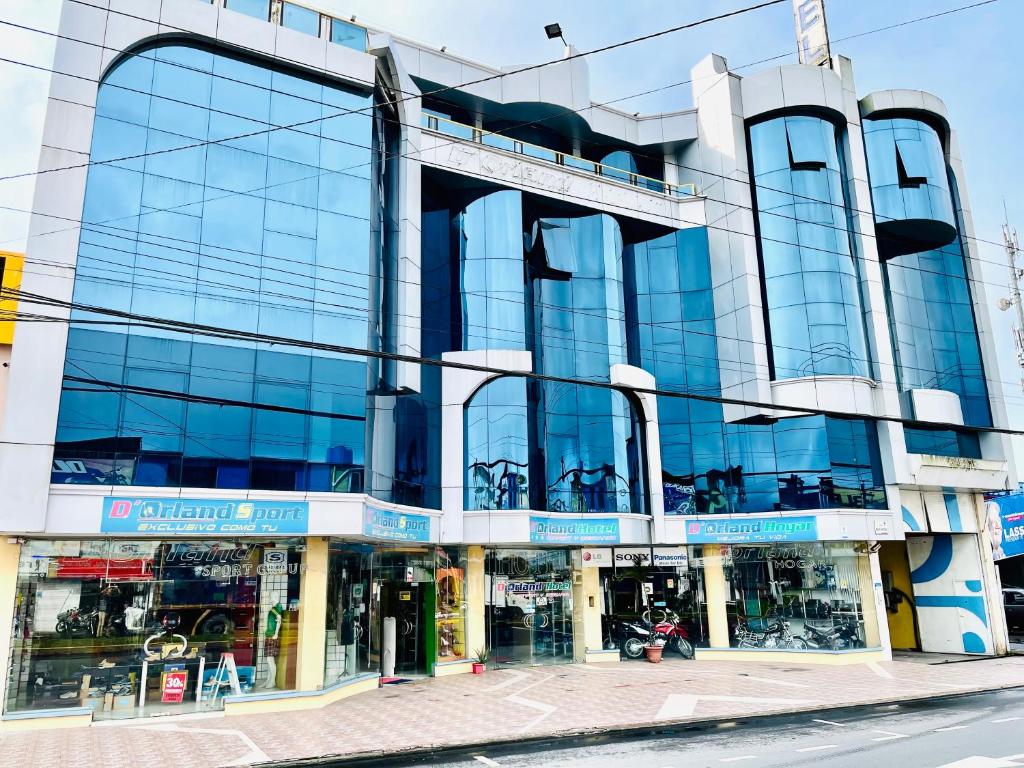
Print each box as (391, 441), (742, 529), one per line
(1, 0), (1021, 453)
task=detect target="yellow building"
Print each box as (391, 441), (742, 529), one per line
(0, 251), (24, 420)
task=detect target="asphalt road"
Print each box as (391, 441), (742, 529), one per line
(337, 687), (1024, 768)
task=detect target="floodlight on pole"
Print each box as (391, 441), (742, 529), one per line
(545, 23), (567, 47)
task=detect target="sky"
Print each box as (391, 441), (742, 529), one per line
(0, 0), (1022, 457)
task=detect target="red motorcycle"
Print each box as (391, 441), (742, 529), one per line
(646, 609), (695, 659)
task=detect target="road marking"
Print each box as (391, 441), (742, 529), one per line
(871, 729), (909, 741)
(935, 725), (970, 732)
(796, 744), (837, 753)
(812, 718), (845, 726)
(505, 674), (557, 733)
(738, 674), (810, 689)
(656, 694), (815, 720)
(484, 668), (530, 692)
(935, 758), (1022, 767)
(720, 757), (757, 763)
(474, 757), (501, 767)
(999, 754), (1024, 761)
(131, 724), (268, 766)
(867, 661), (894, 679)
(992, 717), (1022, 723)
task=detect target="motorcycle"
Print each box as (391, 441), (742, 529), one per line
(55, 607), (98, 638)
(652, 611), (695, 659)
(802, 620), (864, 650)
(735, 615), (806, 649)
(605, 616), (656, 659)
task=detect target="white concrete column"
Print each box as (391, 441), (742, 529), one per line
(440, 350), (532, 542)
(610, 364), (665, 543)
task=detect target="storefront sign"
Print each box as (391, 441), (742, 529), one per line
(529, 516), (620, 544)
(102, 497), (308, 535)
(986, 494), (1024, 561)
(684, 516), (818, 544)
(612, 547), (689, 569)
(580, 548), (613, 567)
(498, 580), (571, 594)
(363, 507), (431, 542)
(161, 666), (188, 704)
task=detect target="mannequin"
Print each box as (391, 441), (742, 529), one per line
(260, 603), (283, 689)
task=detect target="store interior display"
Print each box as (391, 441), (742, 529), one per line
(7, 539), (303, 719)
(324, 545), (468, 683)
(724, 543), (867, 649)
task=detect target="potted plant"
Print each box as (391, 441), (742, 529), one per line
(645, 638), (665, 663)
(472, 647), (489, 674)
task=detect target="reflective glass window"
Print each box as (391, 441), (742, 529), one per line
(330, 19), (368, 51)
(748, 115), (870, 380)
(54, 42), (376, 492)
(282, 3), (320, 36)
(904, 427), (982, 458)
(863, 117), (955, 232)
(225, 0), (269, 20)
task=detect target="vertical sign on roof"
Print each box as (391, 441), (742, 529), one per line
(792, 0), (831, 67)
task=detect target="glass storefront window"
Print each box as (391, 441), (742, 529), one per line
(324, 544), (468, 684)
(6, 539), (303, 719)
(722, 543), (868, 650)
(435, 547), (468, 664)
(485, 549), (574, 666)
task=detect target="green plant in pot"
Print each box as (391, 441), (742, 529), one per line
(472, 646), (489, 674)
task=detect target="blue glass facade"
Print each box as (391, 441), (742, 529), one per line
(53, 41), (887, 514)
(749, 115), (870, 380)
(53, 42), (376, 491)
(863, 116), (991, 447)
(625, 229), (885, 514)
(863, 117), (957, 256)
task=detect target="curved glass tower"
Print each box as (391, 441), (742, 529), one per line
(748, 115), (870, 380)
(863, 115), (991, 454)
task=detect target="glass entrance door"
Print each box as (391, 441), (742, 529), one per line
(486, 549), (574, 666)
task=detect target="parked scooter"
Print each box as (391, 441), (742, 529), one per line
(652, 611), (695, 659)
(801, 619), (864, 650)
(55, 607), (98, 638)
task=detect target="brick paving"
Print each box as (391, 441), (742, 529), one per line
(4, 655), (1024, 767)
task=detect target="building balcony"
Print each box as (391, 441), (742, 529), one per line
(421, 114), (697, 199)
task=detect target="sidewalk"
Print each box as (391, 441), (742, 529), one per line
(5, 654), (1024, 767)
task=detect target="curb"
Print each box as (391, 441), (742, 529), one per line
(255, 682), (1024, 767)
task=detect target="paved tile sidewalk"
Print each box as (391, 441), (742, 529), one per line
(5, 655), (1024, 767)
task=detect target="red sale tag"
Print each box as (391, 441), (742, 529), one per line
(161, 669), (188, 704)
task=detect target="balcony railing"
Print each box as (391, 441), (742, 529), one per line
(422, 114), (698, 199)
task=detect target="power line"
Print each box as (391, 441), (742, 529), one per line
(7, 234), (1017, 404)
(0, 5), (1015, 396)
(0, 0), (788, 184)
(6, 285), (1022, 438)
(0, 0), (1014, 262)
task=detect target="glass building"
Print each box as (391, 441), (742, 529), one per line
(0, 0), (1014, 725)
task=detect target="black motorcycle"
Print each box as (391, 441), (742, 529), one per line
(735, 616), (806, 649)
(605, 616), (656, 659)
(55, 607), (98, 638)
(802, 620), (864, 650)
